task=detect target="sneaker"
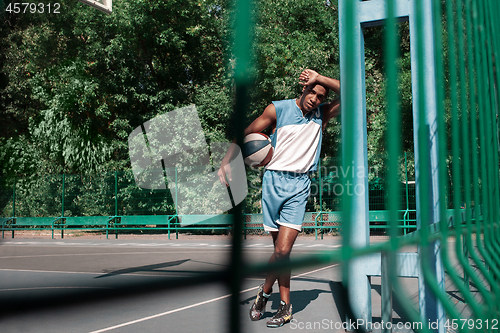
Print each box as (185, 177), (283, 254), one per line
(249, 284), (270, 321)
(266, 300), (293, 328)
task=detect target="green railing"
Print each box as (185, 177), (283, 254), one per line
(1, 154), (421, 238)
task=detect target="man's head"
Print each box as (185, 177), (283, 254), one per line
(298, 83), (329, 113)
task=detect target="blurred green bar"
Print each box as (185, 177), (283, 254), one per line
(414, 0), (463, 324)
(230, 0), (255, 332)
(443, 0), (483, 319)
(456, 0), (495, 309)
(383, 0), (424, 328)
(339, 0), (355, 285)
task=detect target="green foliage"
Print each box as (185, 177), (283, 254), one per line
(1, 0), (228, 176)
(249, 0), (341, 156)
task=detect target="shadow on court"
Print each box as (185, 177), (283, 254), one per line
(240, 275), (348, 324)
(95, 258), (231, 279)
(241, 287), (330, 316)
(95, 259), (191, 278)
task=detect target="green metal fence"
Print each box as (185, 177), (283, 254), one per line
(1, 154), (420, 237)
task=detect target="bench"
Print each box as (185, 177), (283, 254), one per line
(116, 215), (177, 238)
(60, 216), (117, 239)
(178, 214), (234, 226)
(302, 212), (343, 239)
(1, 217), (14, 238)
(178, 214), (235, 236)
(369, 210), (420, 234)
(242, 212), (343, 239)
(243, 210), (419, 238)
(4, 217), (64, 239)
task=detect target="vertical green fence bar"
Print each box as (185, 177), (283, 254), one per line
(441, 0), (484, 320)
(12, 178), (15, 220)
(339, 0), (372, 323)
(466, 0), (500, 292)
(230, 0), (254, 332)
(489, 0), (500, 252)
(413, 0), (451, 329)
(61, 174), (65, 239)
(384, 0), (407, 330)
(478, 0), (500, 267)
(338, 0), (354, 309)
(481, 0), (500, 260)
(456, 0), (495, 311)
(114, 171), (118, 217)
(383, 0), (436, 330)
(474, 0), (500, 273)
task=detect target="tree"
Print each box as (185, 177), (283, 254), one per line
(0, 0), (229, 176)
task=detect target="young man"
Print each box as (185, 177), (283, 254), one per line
(218, 69), (340, 328)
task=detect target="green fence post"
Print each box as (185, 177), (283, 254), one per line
(404, 152), (409, 235)
(229, 0), (255, 331)
(11, 178), (15, 239)
(115, 170), (118, 239)
(316, 158), (322, 240)
(339, 0), (372, 325)
(170, 167), (177, 240)
(12, 177), (15, 219)
(384, 1), (399, 330)
(61, 174), (65, 239)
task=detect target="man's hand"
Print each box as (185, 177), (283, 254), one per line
(299, 69), (340, 95)
(299, 69), (320, 86)
(218, 160), (232, 187)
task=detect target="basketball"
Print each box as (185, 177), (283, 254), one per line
(242, 133), (273, 167)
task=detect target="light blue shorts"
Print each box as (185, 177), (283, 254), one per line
(262, 170), (311, 232)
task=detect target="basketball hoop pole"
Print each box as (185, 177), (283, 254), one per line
(77, 0), (112, 14)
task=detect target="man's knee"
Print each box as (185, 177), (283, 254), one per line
(274, 244), (292, 259)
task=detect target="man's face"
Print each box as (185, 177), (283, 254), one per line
(299, 84), (327, 113)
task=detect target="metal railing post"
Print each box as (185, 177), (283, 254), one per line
(61, 174), (65, 239)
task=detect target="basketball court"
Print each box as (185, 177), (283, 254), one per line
(0, 0), (494, 331)
(0, 236), (425, 333)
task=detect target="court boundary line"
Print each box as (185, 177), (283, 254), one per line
(0, 268), (217, 278)
(0, 286), (109, 292)
(0, 250), (230, 259)
(87, 263), (340, 333)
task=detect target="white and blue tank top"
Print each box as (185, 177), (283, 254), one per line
(265, 99), (323, 173)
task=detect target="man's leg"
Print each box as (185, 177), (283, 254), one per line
(262, 226), (299, 303)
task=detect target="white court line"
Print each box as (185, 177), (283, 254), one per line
(0, 250), (225, 259)
(0, 267), (207, 278)
(0, 268), (104, 275)
(243, 243), (263, 247)
(88, 262), (340, 333)
(0, 286), (108, 292)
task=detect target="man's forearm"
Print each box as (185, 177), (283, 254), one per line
(316, 75), (340, 95)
